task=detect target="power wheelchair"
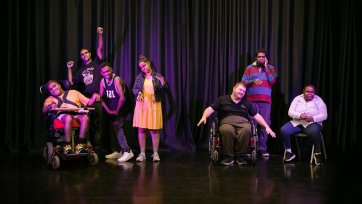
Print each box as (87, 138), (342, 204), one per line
(208, 115), (258, 165)
(40, 81), (99, 169)
(42, 108), (99, 169)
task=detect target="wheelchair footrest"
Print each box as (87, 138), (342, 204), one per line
(64, 152), (88, 157)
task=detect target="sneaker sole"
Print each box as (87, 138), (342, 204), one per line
(284, 155), (296, 162)
(136, 158), (146, 162)
(118, 155), (134, 162)
(64, 152), (74, 155)
(314, 158), (324, 166)
(105, 155), (121, 159)
(220, 161), (234, 166)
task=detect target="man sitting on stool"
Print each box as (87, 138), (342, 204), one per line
(281, 84), (327, 166)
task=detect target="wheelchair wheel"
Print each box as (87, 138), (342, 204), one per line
(251, 149), (257, 165)
(43, 142), (54, 166)
(43, 146), (48, 165)
(88, 152), (99, 166)
(51, 155), (60, 169)
(209, 137), (216, 159)
(211, 150), (219, 164)
(209, 122), (216, 155)
(209, 121), (221, 165)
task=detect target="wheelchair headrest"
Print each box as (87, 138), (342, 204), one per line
(39, 83), (49, 95)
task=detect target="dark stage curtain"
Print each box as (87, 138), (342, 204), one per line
(2, 0), (360, 155)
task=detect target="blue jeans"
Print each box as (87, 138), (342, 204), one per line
(280, 122), (322, 152)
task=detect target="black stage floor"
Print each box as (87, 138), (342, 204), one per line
(2, 150), (360, 204)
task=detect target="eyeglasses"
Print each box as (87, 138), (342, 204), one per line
(257, 56), (266, 58)
(80, 51), (89, 56)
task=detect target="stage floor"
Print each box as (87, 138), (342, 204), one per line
(2, 150), (360, 204)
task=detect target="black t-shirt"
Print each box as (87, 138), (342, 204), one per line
(210, 95), (257, 121)
(73, 56), (103, 97)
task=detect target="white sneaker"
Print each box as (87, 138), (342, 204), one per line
(117, 150), (134, 162)
(105, 151), (122, 159)
(152, 153), (160, 162)
(136, 153), (146, 162)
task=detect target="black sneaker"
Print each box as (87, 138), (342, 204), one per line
(235, 156), (247, 165)
(258, 150), (270, 158)
(244, 153), (251, 160)
(314, 153), (324, 166)
(284, 151), (296, 162)
(220, 157), (234, 166)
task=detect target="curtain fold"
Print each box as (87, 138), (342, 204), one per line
(2, 0), (360, 154)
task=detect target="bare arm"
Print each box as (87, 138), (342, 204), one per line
(42, 98), (56, 113)
(197, 107), (215, 126)
(99, 79), (111, 113)
(97, 27), (103, 60)
(99, 78), (104, 98)
(67, 61), (74, 85)
(87, 93), (100, 107)
(253, 113), (276, 138)
(114, 77), (126, 113)
(100, 100), (111, 114)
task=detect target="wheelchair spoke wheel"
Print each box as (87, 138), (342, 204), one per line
(209, 139), (216, 157)
(210, 150), (220, 165)
(212, 150), (219, 161)
(251, 150), (257, 165)
(209, 122), (216, 155)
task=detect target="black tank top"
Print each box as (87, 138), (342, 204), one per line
(103, 76), (120, 111)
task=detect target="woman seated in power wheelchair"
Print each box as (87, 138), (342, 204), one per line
(197, 82), (276, 166)
(41, 80), (100, 169)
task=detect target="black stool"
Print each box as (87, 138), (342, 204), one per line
(294, 132), (327, 164)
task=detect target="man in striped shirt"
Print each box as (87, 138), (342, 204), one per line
(241, 49), (278, 158)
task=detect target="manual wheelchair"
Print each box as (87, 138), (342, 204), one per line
(208, 115), (258, 165)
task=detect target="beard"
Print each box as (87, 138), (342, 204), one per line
(256, 61), (265, 68)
